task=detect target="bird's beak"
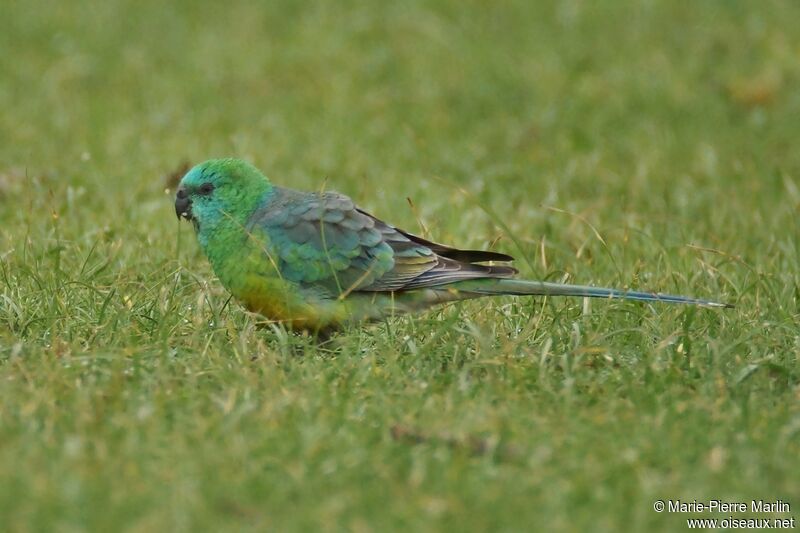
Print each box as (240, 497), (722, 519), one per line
(175, 188), (193, 221)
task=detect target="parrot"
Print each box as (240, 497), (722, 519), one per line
(175, 158), (731, 333)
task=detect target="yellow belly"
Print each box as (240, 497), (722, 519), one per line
(234, 274), (336, 330)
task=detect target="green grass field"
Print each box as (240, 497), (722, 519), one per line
(1, 1), (799, 531)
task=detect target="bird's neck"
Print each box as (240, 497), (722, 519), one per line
(197, 187), (274, 268)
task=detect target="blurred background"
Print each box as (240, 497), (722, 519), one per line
(3, 0), (798, 240)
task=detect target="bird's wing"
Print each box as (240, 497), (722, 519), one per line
(248, 188), (516, 295)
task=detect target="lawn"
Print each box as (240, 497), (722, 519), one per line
(1, 0), (799, 531)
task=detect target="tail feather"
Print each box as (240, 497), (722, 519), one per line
(460, 279), (733, 308)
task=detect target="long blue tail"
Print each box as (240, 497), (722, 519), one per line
(462, 279), (733, 308)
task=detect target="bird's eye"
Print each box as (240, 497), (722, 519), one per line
(199, 183), (214, 195)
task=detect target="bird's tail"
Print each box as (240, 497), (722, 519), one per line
(451, 278), (733, 308)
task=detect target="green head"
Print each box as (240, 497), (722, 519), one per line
(175, 158), (272, 236)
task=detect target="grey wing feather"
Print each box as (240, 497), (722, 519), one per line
(248, 187), (517, 294)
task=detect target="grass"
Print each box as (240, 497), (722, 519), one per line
(1, 0), (799, 530)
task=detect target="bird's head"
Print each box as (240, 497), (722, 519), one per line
(175, 158), (272, 232)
